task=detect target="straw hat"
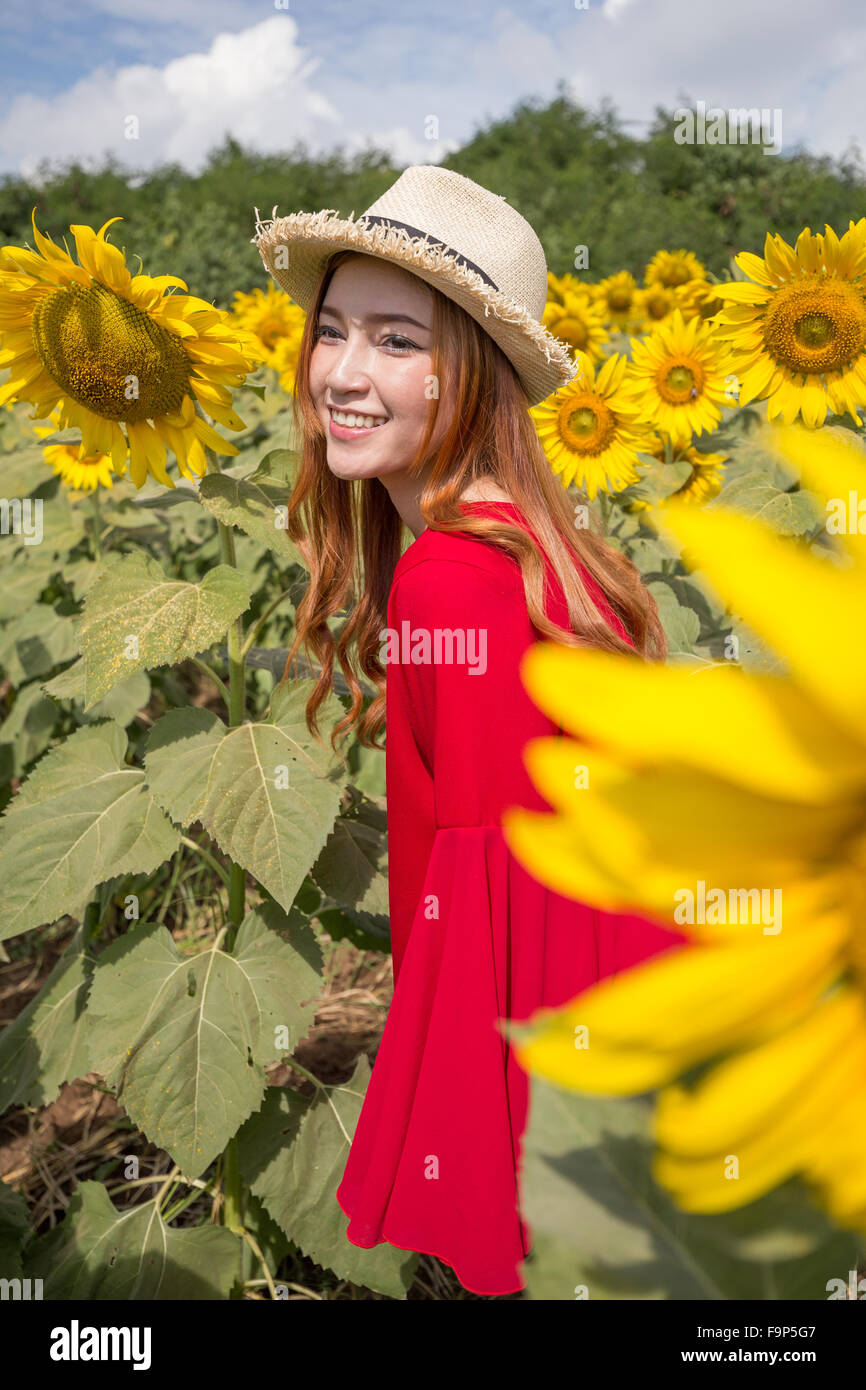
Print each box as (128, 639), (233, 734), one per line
(251, 164), (578, 407)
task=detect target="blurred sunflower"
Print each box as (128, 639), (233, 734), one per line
(503, 423), (866, 1230)
(677, 277), (725, 322)
(542, 288), (610, 365)
(711, 219), (866, 427)
(230, 283), (306, 369)
(33, 406), (116, 492)
(547, 270), (583, 305)
(646, 248), (706, 289)
(635, 283), (684, 328)
(620, 309), (733, 449)
(0, 210), (263, 489)
(271, 311), (308, 396)
(531, 349), (660, 499)
(593, 271), (645, 332)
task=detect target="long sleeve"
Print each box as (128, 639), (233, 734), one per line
(336, 522), (687, 1296)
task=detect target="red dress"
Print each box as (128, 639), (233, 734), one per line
(335, 500), (687, 1295)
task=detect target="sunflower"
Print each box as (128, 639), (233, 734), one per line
(230, 283), (305, 369)
(677, 277), (724, 323)
(32, 406), (116, 492)
(502, 423), (866, 1231)
(645, 248), (706, 290)
(593, 271), (645, 332)
(710, 219), (866, 428)
(530, 350), (660, 499)
(542, 289), (610, 365)
(546, 270), (584, 305)
(634, 283), (685, 328)
(620, 309), (733, 449)
(270, 312), (308, 396)
(0, 210), (263, 489)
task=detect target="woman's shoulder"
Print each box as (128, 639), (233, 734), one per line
(392, 522), (521, 587)
(390, 524), (524, 618)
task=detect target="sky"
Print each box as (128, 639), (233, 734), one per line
(0, 0), (863, 181)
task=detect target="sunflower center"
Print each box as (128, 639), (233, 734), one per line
(647, 292), (670, 320)
(665, 265), (691, 287)
(556, 316), (589, 350)
(260, 318), (285, 349)
(608, 289), (632, 311)
(762, 279), (866, 375)
(557, 393), (616, 454)
(31, 281), (192, 423)
(657, 358), (705, 404)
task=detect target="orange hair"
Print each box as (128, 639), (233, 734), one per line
(280, 250), (667, 753)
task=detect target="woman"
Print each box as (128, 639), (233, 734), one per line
(253, 165), (688, 1296)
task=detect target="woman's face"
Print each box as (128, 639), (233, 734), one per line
(308, 254), (450, 485)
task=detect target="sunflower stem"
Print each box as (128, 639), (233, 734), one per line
(201, 438), (248, 1253)
(89, 488), (103, 561)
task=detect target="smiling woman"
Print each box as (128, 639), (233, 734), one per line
(252, 164), (686, 1295)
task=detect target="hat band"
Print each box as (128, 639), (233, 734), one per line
(359, 214), (499, 290)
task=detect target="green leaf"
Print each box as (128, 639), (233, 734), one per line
(0, 924), (95, 1109)
(0, 720), (180, 942)
(84, 904), (323, 1179)
(518, 1077), (859, 1300)
(42, 658), (151, 728)
(249, 449), (298, 485)
(24, 1181), (241, 1299)
(310, 789), (388, 916)
(0, 602), (80, 684)
(619, 457), (693, 505)
(0, 680), (58, 776)
(237, 1056), (417, 1297)
(144, 681), (347, 914)
(647, 580), (701, 654)
(0, 445), (57, 498)
(76, 551), (253, 708)
(0, 543), (58, 619)
(712, 476), (823, 534)
(0, 1178), (31, 1280)
(198, 470), (307, 566)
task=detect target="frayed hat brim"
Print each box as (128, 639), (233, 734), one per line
(251, 207), (578, 407)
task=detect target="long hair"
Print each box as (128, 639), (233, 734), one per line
(280, 249), (667, 754)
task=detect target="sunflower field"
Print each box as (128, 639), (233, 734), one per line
(0, 188), (864, 1302)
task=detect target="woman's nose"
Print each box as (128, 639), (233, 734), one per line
(325, 330), (371, 389)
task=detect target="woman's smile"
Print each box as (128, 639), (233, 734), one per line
(327, 404), (390, 438)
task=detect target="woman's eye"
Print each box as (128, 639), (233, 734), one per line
(383, 335), (418, 352)
(313, 325), (339, 341)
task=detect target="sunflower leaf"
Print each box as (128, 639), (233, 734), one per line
(0, 923), (95, 1109)
(24, 1180), (241, 1299)
(518, 1077), (860, 1300)
(236, 1055), (417, 1297)
(0, 720), (180, 943)
(197, 471), (307, 567)
(82, 903), (323, 1179)
(76, 551), (253, 708)
(143, 679), (347, 913)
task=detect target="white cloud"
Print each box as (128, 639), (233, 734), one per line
(0, 15), (344, 181)
(0, 0), (862, 184)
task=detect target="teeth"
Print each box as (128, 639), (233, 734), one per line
(331, 409), (387, 429)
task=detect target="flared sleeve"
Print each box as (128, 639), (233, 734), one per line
(336, 545), (685, 1295)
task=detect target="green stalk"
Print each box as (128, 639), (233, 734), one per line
(201, 436), (248, 1264)
(89, 488), (103, 561)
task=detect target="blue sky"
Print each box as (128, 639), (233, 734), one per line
(0, 0), (862, 180)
